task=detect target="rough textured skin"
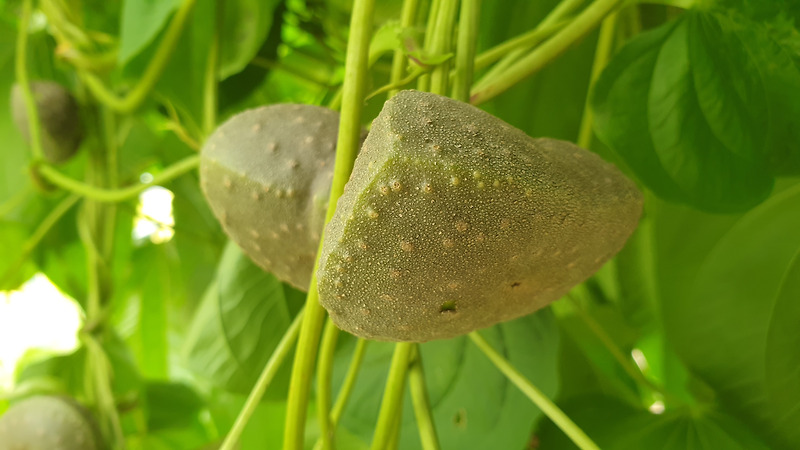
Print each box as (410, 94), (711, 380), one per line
(11, 82), (83, 164)
(318, 90), (643, 342)
(0, 396), (103, 450)
(200, 104), (339, 290)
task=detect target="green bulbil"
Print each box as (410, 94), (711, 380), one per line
(11, 81), (83, 164)
(318, 90), (643, 342)
(200, 104), (339, 290)
(0, 395), (104, 450)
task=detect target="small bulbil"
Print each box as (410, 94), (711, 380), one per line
(0, 395), (104, 450)
(11, 81), (83, 164)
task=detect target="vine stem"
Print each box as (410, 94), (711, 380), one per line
(370, 342), (415, 450)
(472, 19), (568, 72)
(0, 194), (81, 288)
(408, 345), (440, 450)
(468, 331), (600, 450)
(15, 0), (44, 161)
(81, 0), (197, 114)
(577, 11), (617, 149)
(36, 155), (199, 202)
(472, 0), (584, 93)
(203, 0), (223, 136)
(428, 0), (460, 95)
(452, 0), (480, 102)
(218, 310), (304, 450)
(417, 0), (440, 91)
(282, 1), (375, 448)
(388, 0), (420, 98)
(471, 0), (623, 105)
(315, 320), (340, 450)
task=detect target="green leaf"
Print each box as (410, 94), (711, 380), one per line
(537, 395), (770, 449)
(220, 0), (282, 79)
(660, 184), (800, 448)
(118, 0), (182, 67)
(183, 241), (302, 397)
(593, 10), (800, 212)
(765, 249), (800, 444)
(334, 309), (559, 450)
(143, 381), (204, 431)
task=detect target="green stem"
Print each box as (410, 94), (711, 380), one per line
(577, 12), (617, 149)
(15, 0), (44, 161)
(408, 345), (440, 450)
(389, 0), (421, 98)
(330, 338), (368, 423)
(472, 0), (583, 92)
(81, 0), (197, 113)
(315, 320), (340, 450)
(203, 0), (223, 136)
(473, 18), (568, 72)
(282, 1), (375, 448)
(472, 0), (623, 104)
(468, 331), (600, 450)
(368, 67), (430, 101)
(219, 310), (304, 450)
(428, 0), (460, 95)
(36, 155), (199, 202)
(452, 0), (480, 102)
(386, 403), (404, 450)
(370, 342), (414, 450)
(0, 194), (81, 288)
(417, 0), (440, 91)
(312, 338), (370, 450)
(82, 334), (125, 449)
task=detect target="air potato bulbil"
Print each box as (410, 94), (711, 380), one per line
(11, 81), (84, 164)
(200, 104), (341, 290)
(0, 395), (105, 450)
(317, 90), (643, 342)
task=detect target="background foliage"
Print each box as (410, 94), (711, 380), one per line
(1, 0), (799, 449)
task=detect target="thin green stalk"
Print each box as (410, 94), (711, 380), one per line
(313, 338), (370, 450)
(219, 310), (304, 450)
(473, 18), (568, 71)
(389, 0), (421, 98)
(369, 67), (430, 101)
(203, 0), (223, 136)
(316, 320), (341, 450)
(81, 0), (197, 113)
(282, 1), (375, 448)
(428, 0), (460, 95)
(386, 402), (404, 450)
(0, 194), (81, 288)
(452, 0), (480, 102)
(83, 334), (125, 449)
(577, 12), (617, 149)
(472, 0), (584, 92)
(330, 338), (368, 423)
(370, 342), (414, 450)
(36, 155), (199, 202)
(15, 0), (43, 161)
(408, 345), (440, 450)
(468, 331), (600, 450)
(417, 0), (441, 91)
(565, 295), (679, 405)
(0, 188), (31, 220)
(471, 0), (623, 105)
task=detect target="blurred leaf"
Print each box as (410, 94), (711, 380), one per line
(118, 0), (182, 66)
(131, 245), (173, 379)
(594, 10), (800, 212)
(183, 241), (302, 398)
(537, 395), (770, 449)
(206, 390), (285, 449)
(143, 381), (204, 431)
(0, 222), (36, 290)
(219, 0), (282, 79)
(660, 184), (800, 448)
(765, 250), (800, 443)
(334, 309), (560, 450)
